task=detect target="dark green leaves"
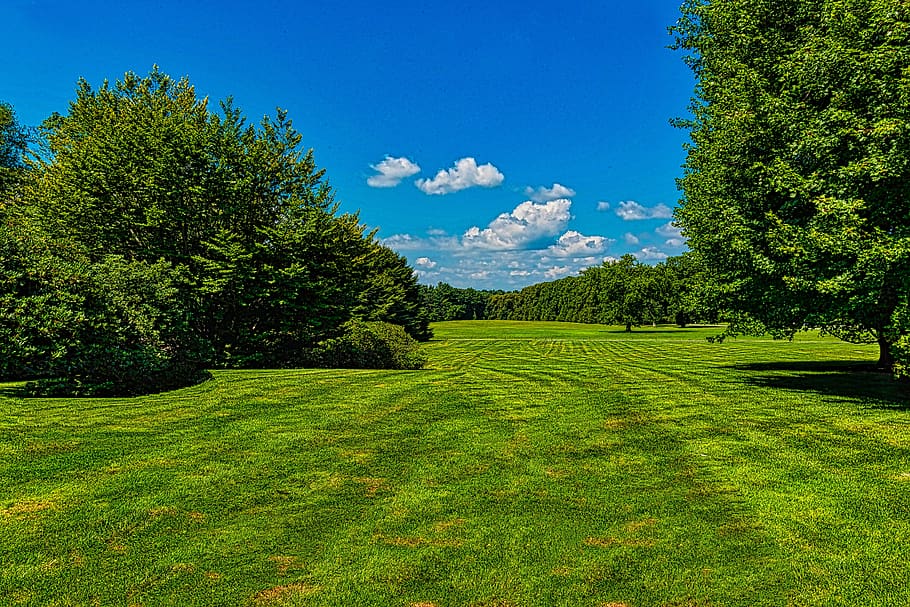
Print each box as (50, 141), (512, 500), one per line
(674, 0), (910, 372)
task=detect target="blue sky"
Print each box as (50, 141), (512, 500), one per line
(3, 0), (694, 291)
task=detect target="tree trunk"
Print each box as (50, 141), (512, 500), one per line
(874, 282), (899, 373)
(625, 322), (632, 332)
(877, 332), (894, 372)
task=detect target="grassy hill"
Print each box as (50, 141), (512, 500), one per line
(1, 321), (908, 606)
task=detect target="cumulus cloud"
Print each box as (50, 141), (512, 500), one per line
(623, 232), (640, 245)
(596, 201), (611, 212)
(544, 266), (573, 279)
(416, 157), (504, 195)
(415, 257), (437, 269)
(367, 156), (421, 188)
(462, 199), (572, 250)
(635, 247), (669, 261)
(665, 238), (686, 247)
(615, 201), (673, 221)
(525, 183), (576, 203)
(656, 222), (683, 238)
(546, 230), (610, 257)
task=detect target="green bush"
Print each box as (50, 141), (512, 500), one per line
(316, 320), (427, 370)
(0, 233), (211, 396)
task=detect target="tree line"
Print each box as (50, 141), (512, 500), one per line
(488, 254), (713, 329)
(418, 254), (716, 330)
(0, 68), (429, 396)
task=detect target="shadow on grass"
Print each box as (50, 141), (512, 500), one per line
(728, 360), (910, 410)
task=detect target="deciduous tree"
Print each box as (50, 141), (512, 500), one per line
(673, 0), (910, 371)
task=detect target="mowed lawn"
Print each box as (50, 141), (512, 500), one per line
(2, 321), (909, 607)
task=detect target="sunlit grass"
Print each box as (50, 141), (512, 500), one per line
(1, 321), (908, 606)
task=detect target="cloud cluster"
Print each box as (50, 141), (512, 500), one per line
(524, 183), (576, 203)
(546, 230), (610, 257)
(408, 247), (613, 290)
(635, 247), (669, 261)
(462, 199), (572, 250)
(372, 165), (688, 288)
(614, 201), (673, 220)
(367, 156), (421, 188)
(416, 157), (505, 195)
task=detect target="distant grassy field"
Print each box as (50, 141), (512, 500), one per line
(2, 321), (909, 606)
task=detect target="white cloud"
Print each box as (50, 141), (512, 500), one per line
(656, 222), (683, 238)
(525, 183), (576, 203)
(635, 247), (669, 261)
(462, 199), (572, 250)
(596, 201), (611, 212)
(367, 156), (421, 188)
(547, 230), (610, 257)
(615, 201), (673, 221)
(416, 157), (505, 195)
(415, 257), (437, 269)
(381, 233), (460, 251)
(623, 232), (640, 245)
(665, 238), (686, 247)
(544, 266), (573, 279)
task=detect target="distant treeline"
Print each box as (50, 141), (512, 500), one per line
(420, 253), (717, 330)
(418, 283), (503, 321)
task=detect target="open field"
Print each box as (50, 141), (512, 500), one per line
(1, 321), (909, 606)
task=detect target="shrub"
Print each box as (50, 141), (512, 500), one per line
(0, 235), (211, 396)
(316, 320), (427, 370)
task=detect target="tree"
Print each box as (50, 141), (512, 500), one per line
(28, 68), (428, 372)
(673, 0), (910, 371)
(0, 101), (31, 198)
(353, 242), (432, 341)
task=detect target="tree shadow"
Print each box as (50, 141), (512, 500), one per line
(727, 361), (910, 410)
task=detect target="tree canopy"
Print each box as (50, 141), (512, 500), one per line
(0, 101), (31, 196)
(486, 254), (708, 329)
(0, 69), (429, 395)
(673, 0), (910, 372)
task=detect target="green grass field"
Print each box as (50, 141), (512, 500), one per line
(2, 321), (909, 606)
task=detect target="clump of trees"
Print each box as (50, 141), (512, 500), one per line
(486, 254), (712, 329)
(0, 68), (429, 396)
(418, 283), (501, 321)
(673, 0), (910, 375)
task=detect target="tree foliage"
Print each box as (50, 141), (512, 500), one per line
(486, 254), (708, 328)
(0, 69), (429, 394)
(418, 283), (501, 322)
(673, 0), (910, 371)
(0, 216), (209, 395)
(0, 101), (31, 197)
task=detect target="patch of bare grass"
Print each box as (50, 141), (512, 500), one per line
(252, 583), (318, 605)
(354, 476), (387, 496)
(1, 499), (57, 518)
(269, 555), (299, 575)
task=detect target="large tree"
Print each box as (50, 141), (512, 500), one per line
(673, 0), (910, 371)
(19, 68), (428, 379)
